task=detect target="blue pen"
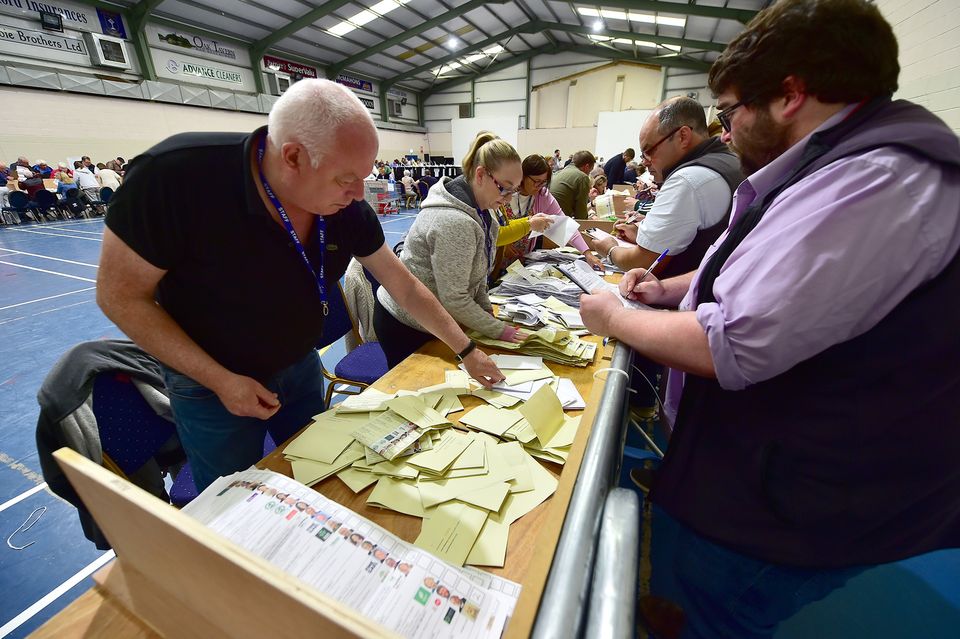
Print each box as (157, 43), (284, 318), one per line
(637, 249), (669, 285)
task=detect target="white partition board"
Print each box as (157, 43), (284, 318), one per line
(451, 116), (519, 165)
(594, 110), (652, 164)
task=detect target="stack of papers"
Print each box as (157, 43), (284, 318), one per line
(469, 326), (597, 367)
(185, 469), (520, 639)
(524, 247), (584, 265)
(279, 372), (590, 568)
(489, 261), (585, 308)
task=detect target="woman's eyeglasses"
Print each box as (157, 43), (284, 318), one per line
(486, 168), (520, 195)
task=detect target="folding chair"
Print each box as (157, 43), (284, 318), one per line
(168, 434), (276, 508)
(318, 282), (388, 408)
(34, 189), (63, 221)
(61, 189), (87, 219)
(2, 190), (37, 224)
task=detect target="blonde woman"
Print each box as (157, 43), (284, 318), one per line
(588, 174), (607, 203)
(375, 131), (526, 367)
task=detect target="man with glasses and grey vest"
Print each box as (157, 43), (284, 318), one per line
(588, 96), (743, 279)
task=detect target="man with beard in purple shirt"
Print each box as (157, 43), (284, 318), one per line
(580, 0), (960, 637)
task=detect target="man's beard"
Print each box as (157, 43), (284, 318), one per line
(729, 108), (792, 176)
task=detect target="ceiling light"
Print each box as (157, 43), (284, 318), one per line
(592, 19), (603, 31)
(351, 10), (377, 27)
(446, 37), (459, 49)
(326, 22), (356, 37)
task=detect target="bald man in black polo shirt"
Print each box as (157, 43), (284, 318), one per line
(97, 79), (504, 492)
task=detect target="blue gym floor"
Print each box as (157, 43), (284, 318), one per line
(1, 212), (957, 637)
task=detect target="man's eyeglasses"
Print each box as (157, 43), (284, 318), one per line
(486, 169), (520, 195)
(716, 96), (755, 132)
(640, 127), (682, 161)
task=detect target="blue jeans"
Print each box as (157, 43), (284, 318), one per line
(163, 351), (327, 493)
(650, 506), (865, 639)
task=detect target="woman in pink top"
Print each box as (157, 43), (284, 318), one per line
(499, 154), (602, 269)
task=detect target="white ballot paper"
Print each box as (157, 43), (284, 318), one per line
(530, 215), (580, 247)
(183, 469), (521, 639)
(558, 260), (654, 311)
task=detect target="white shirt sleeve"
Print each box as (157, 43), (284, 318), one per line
(634, 166), (731, 254)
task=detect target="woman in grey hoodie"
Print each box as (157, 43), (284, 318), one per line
(374, 131), (527, 367)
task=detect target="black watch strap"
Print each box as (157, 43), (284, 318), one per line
(455, 340), (477, 361)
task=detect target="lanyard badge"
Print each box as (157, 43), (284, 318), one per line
(256, 135), (328, 316)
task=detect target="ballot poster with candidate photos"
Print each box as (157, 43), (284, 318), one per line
(185, 469), (521, 639)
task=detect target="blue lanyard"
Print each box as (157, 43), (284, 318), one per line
(256, 135), (328, 316)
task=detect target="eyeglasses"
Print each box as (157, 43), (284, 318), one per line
(716, 96), (755, 132)
(640, 127), (682, 161)
(526, 175), (549, 189)
(485, 168), (520, 195)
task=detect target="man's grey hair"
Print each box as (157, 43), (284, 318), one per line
(267, 78), (377, 168)
(656, 96), (709, 137)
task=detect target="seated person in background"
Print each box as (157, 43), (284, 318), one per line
(497, 154), (603, 270)
(375, 131), (528, 368)
(549, 150), (595, 220)
(19, 170), (45, 199)
(31, 160), (53, 179)
(53, 164), (76, 196)
(590, 159), (605, 179)
(588, 174), (607, 203)
(416, 171), (438, 195)
(587, 97), (742, 279)
(13, 157), (33, 179)
(97, 160), (123, 190)
(73, 161), (101, 202)
(623, 161), (639, 184)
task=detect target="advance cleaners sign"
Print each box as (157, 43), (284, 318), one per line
(168, 59), (242, 84)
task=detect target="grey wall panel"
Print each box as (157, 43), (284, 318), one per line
(236, 93), (261, 112)
(181, 85), (212, 107)
(209, 90), (238, 110)
(7, 67), (61, 91)
(145, 80), (183, 104)
(102, 80), (145, 99)
(58, 73), (106, 96)
(259, 93), (279, 113)
(0, 66), (11, 85)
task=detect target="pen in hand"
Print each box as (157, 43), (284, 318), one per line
(636, 249), (670, 286)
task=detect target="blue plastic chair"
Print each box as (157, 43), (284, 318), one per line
(169, 434), (277, 507)
(318, 282), (388, 407)
(33, 189), (63, 221)
(93, 372), (179, 478)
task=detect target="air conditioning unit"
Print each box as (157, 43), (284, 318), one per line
(387, 98), (403, 117)
(83, 32), (131, 70)
(266, 72), (291, 95)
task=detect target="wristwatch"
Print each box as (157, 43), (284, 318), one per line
(455, 340), (477, 362)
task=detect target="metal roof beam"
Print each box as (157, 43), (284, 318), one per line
(326, 0), (510, 78)
(575, 0), (758, 24)
(541, 21), (726, 52)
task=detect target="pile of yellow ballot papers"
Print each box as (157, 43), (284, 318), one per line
(280, 357), (584, 568)
(469, 326), (597, 367)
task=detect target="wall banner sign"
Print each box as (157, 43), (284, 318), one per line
(96, 8), (125, 39)
(153, 27), (239, 62)
(0, 0), (117, 35)
(335, 73), (372, 93)
(262, 54), (317, 79)
(386, 88), (407, 99)
(358, 96), (374, 110)
(165, 58), (243, 84)
(0, 22), (85, 54)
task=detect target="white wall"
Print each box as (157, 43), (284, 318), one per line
(0, 86), (425, 167)
(876, 0), (960, 134)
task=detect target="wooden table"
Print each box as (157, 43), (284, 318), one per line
(32, 332), (617, 639)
